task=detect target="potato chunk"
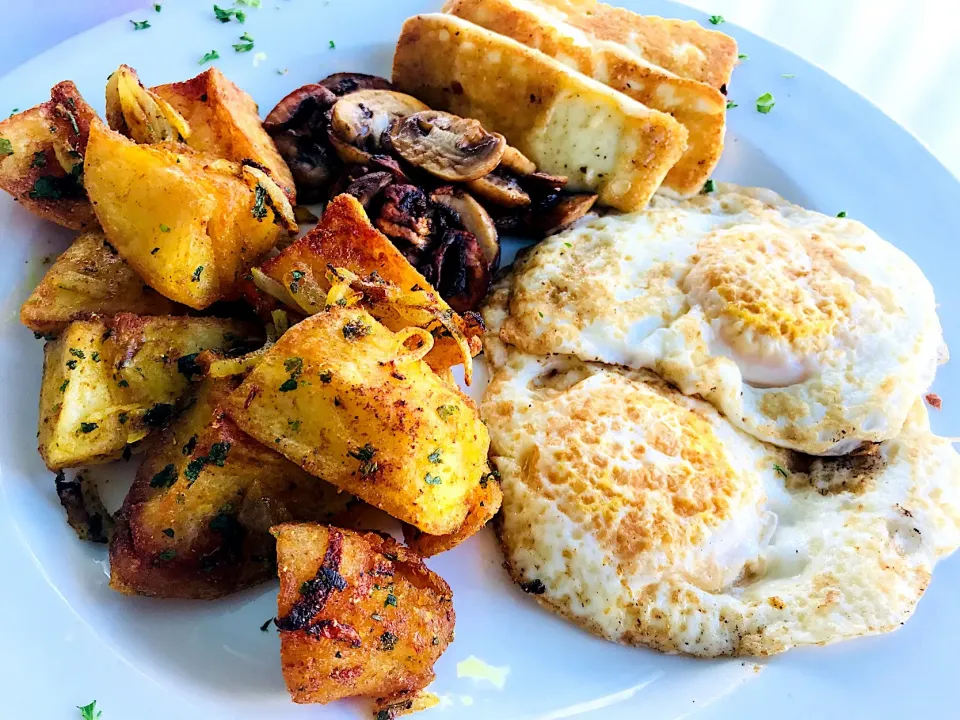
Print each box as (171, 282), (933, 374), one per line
(38, 314), (260, 470)
(257, 194), (482, 376)
(0, 81), (98, 230)
(223, 306), (491, 536)
(153, 68), (296, 204)
(272, 523), (454, 705)
(20, 231), (180, 335)
(84, 120), (295, 309)
(110, 379), (357, 599)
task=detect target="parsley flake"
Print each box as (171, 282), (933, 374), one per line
(199, 50), (220, 65)
(191, 265), (204, 282)
(756, 92), (775, 114)
(157, 549), (177, 562)
(79, 422), (98, 434)
(31, 150), (46, 167)
(154, 3), (162, 10)
(708, 14), (725, 24)
(773, 463), (789, 478)
(151, 247), (159, 255)
(318, 370), (333, 383)
(213, 5), (245, 22)
(385, 593), (398, 607)
(0, 138), (13, 156)
(69, 348), (85, 359)
(837, 211), (847, 218)
(329, 40), (336, 49)
(236, 0), (262, 5)
(233, 32), (255, 52)
(379, 631), (398, 651)
(348, 444), (378, 476)
(437, 404), (458, 420)
(150, 463), (177, 488)
(342, 319), (371, 340)
(77, 701), (102, 720)
(252, 183), (268, 219)
(425, 473), (442, 485)
(130, 20), (151, 30)
(782, 73), (796, 79)
(162, 527), (175, 537)
(159, 223), (170, 232)
(726, 100), (738, 109)
(260, 617), (274, 632)
(278, 378), (298, 392)
(738, 53), (749, 60)
(428, 449), (442, 463)
(702, 179), (715, 194)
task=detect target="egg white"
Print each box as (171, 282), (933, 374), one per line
(498, 184), (946, 455)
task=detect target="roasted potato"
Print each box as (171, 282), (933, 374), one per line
(110, 379), (358, 599)
(153, 67), (296, 204)
(256, 194), (482, 377)
(38, 313), (260, 470)
(0, 81), (98, 230)
(272, 523), (454, 705)
(223, 305), (491, 536)
(105, 65), (191, 145)
(84, 119), (296, 309)
(402, 471), (502, 556)
(20, 231), (180, 335)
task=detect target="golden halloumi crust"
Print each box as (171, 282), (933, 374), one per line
(20, 231), (180, 335)
(393, 13), (688, 212)
(526, 0), (738, 90)
(444, 0), (726, 196)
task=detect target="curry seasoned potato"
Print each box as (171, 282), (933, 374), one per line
(272, 523), (454, 705)
(223, 306), (492, 536)
(20, 231), (180, 335)
(257, 194), (482, 376)
(0, 81), (98, 230)
(153, 67), (296, 204)
(38, 313), (260, 470)
(84, 120), (296, 309)
(110, 379), (358, 599)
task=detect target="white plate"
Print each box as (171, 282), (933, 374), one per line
(1, 1), (957, 718)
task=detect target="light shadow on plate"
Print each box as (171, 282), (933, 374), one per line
(715, 132), (815, 207)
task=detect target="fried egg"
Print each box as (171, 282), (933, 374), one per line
(498, 184), (946, 454)
(481, 289), (960, 654)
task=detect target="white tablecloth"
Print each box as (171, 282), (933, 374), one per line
(3, 0), (958, 177)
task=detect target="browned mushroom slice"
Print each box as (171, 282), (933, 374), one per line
(528, 193), (598, 235)
(264, 84), (340, 203)
(519, 170), (569, 196)
(329, 89), (429, 161)
(369, 153), (410, 182)
(390, 111), (505, 182)
(327, 128), (374, 166)
(429, 228), (492, 313)
(429, 187), (499, 272)
(375, 184), (434, 248)
(343, 171), (394, 208)
(500, 144), (537, 176)
(318, 72), (394, 97)
(467, 171), (531, 208)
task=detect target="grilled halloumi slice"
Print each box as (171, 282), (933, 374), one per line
(519, 0), (738, 91)
(444, 0), (728, 196)
(393, 13), (688, 212)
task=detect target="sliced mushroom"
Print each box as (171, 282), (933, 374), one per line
(375, 184), (433, 249)
(328, 128), (375, 165)
(319, 73), (394, 97)
(264, 84), (340, 202)
(344, 171), (394, 208)
(467, 171), (531, 208)
(369, 153), (409, 182)
(429, 187), (499, 272)
(330, 89), (429, 159)
(428, 229), (492, 313)
(519, 171), (569, 196)
(500, 144), (537, 175)
(527, 193), (598, 235)
(390, 111), (505, 182)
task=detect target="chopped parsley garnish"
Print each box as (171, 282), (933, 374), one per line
(520, 578), (546, 594)
(437, 404), (458, 420)
(318, 370), (333, 383)
(91, 352), (100, 362)
(177, 352), (202, 381)
(199, 49), (220, 65)
(0, 138), (12, 157)
(773, 463), (789, 478)
(342, 319), (371, 340)
(117, 379), (129, 388)
(278, 378), (298, 392)
(159, 223), (171, 232)
(702, 179), (715, 194)
(69, 348), (85, 359)
(480, 469), (500, 488)
(288, 419), (301, 431)
(118, 412), (128, 425)
(289, 269), (305, 293)
(836, 211), (847, 218)
(66, 360), (78, 370)
(379, 631), (398, 651)
(213, 5), (245, 23)
(184, 442), (232, 484)
(348, 444), (378, 476)
(738, 53), (748, 60)
(151, 247), (159, 255)
(208, 504), (238, 533)
(424, 473), (442, 485)
(59, 379), (69, 393)
(31, 150), (46, 167)
(157, 549), (177, 562)
(385, 593), (397, 607)
(782, 73), (796, 79)
(233, 32), (255, 52)
(279, 356), (303, 392)
(29, 175), (77, 200)
(162, 527), (175, 537)
(708, 14), (724, 24)
(77, 701), (102, 720)
(328, 40), (336, 49)
(428, 449), (442, 464)
(726, 100), (738, 109)
(79, 422), (98, 433)
(191, 265), (204, 282)
(143, 402), (175, 427)
(236, 0), (262, 6)
(154, 3), (162, 10)
(183, 435), (198, 455)
(252, 183), (268, 219)
(260, 617), (273, 632)
(8, 109), (17, 117)
(130, 19), (151, 30)
(756, 92), (775, 114)
(150, 463), (177, 488)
